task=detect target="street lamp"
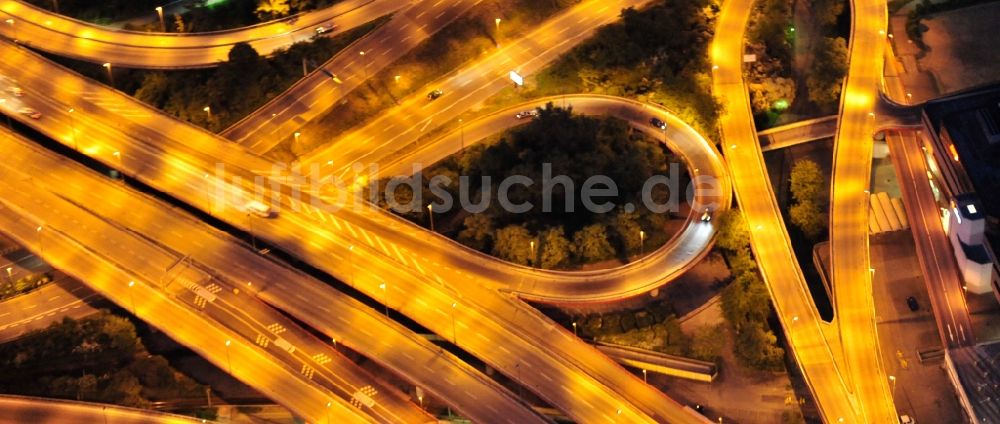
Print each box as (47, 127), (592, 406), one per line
(889, 375), (897, 397)
(494, 18), (501, 47)
(426, 203), (435, 232)
(639, 230), (646, 255)
(67, 108), (78, 151)
(293, 131), (301, 145)
(224, 339), (233, 375)
(4, 19), (15, 42)
(155, 6), (166, 32)
(127, 280), (137, 314)
(0, 99), (11, 129)
(379, 282), (388, 317)
(642, 368), (647, 384)
(450, 302), (457, 344)
(203, 106), (211, 120)
(102, 63), (114, 88)
(529, 240), (535, 266)
(112, 151), (123, 178)
(35, 225), (42, 254)
(325, 401), (332, 424)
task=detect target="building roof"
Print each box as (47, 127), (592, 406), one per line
(925, 84), (1000, 220)
(950, 342), (1000, 423)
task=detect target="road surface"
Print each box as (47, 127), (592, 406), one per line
(710, 0), (861, 421)
(0, 0), (404, 68)
(0, 279), (100, 342)
(827, 0), (898, 419)
(0, 395), (209, 424)
(0, 39), (708, 424)
(223, 0), (481, 152)
(370, 95), (731, 303)
(0, 132), (422, 424)
(0, 120), (546, 424)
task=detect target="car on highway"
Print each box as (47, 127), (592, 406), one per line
(700, 208), (712, 222)
(6, 86), (23, 97)
(900, 415), (916, 424)
(906, 296), (919, 311)
(427, 89), (444, 100)
(314, 23), (335, 35)
(17, 107), (41, 119)
(515, 110), (539, 119)
(244, 200), (277, 218)
(649, 117), (667, 130)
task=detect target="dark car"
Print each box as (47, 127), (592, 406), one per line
(906, 296), (919, 311)
(427, 89), (444, 100)
(649, 117), (667, 130)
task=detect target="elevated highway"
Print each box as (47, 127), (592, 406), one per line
(710, 0), (860, 421)
(0, 40), (707, 423)
(0, 0), (405, 68)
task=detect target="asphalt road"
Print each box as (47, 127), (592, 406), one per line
(886, 130), (974, 349)
(298, 0), (652, 170)
(223, 0), (481, 152)
(0, 0), (404, 68)
(827, 0), (899, 419)
(710, 0), (861, 421)
(368, 94), (731, 303)
(0, 119), (546, 423)
(0, 279), (100, 342)
(0, 132), (407, 423)
(0, 39), (708, 424)
(0, 395), (208, 424)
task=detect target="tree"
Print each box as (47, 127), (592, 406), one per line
(255, 0), (290, 20)
(789, 160), (824, 204)
(789, 160), (827, 239)
(807, 37), (848, 108)
(690, 324), (725, 362)
(540, 227), (573, 269)
(573, 224), (614, 262)
(492, 225), (533, 265)
(715, 209), (751, 252)
(457, 214), (494, 251)
(790, 200), (826, 239)
(748, 77), (796, 112)
(727, 247), (757, 279)
(611, 209), (643, 256)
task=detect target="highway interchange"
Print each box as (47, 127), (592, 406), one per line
(0, 0), (961, 421)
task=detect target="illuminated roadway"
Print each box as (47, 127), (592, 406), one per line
(0, 0), (405, 68)
(0, 395), (210, 423)
(0, 279), (99, 342)
(371, 94), (731, 303)
(0, 122), (546, 423)
(710, 0), (861, 421)
(0, 39), (708, 423)
(0, 155), (377, 424)
(222, 0), (481, 152)
(827, 0), (898, 419)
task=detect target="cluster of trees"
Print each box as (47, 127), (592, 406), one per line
(746, 0), (849, 120)
(576, 301), (691, 356)
(715, 209), (787, 371)
(905, 0), (995, 51)
(376, 105), (680, 269)
(788, 159), (828, 240)
(533, 0), (720, 136)
(745, 0), (795, 119)
(0, 313), (205, 408)
(254, 0), (337, 20)
(25, 0), (161, 23)
(0, 271), (52, 301)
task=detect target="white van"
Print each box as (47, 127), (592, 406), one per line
(244, 200), (276, 218)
